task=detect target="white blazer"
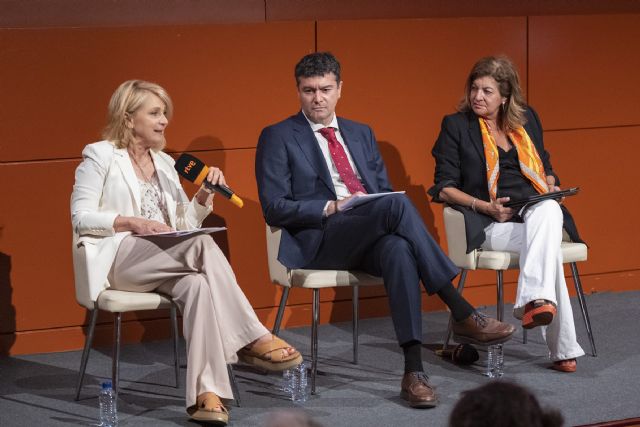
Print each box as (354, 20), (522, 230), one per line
(71, 141), (212, 308)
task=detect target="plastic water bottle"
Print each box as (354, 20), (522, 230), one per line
(485, 344), (504, 378)
(99, 381), (118, 426)
(281, 362), (310, 403)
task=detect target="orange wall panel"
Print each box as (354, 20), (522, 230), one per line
(318, 18), (527, 238)
(0, 23), (314, 162)
(543, 126), (640, 275)
(2, 13), (640, 355)
(0, 160), (79, 332)
(529, 14), (640, 130)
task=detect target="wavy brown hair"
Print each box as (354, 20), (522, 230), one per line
(102, 80), (173, 150)
(458, 56), (527, 132)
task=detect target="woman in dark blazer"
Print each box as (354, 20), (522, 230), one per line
(429, 56), (584, 372)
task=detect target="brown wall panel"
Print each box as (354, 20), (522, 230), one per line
(317, 18), (527, 240)
(267, 0), (640, 21)
(0, 22), (313, 162)
(0, 0), (266, 28)
(529, 14), (640, 130)
(4, 0), (640, 29)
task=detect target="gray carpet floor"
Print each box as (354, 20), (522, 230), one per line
(1, 290), (639, 427)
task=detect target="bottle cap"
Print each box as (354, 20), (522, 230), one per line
(101, 380), (113, 390)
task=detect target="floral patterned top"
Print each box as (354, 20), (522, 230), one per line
(138, 174), (171, 226)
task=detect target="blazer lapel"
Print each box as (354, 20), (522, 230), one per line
(151, 150), (178, 228)
(467, 112), (486, 164)
(114, 148), (141, 212)
(338, 118), (375, 192)
(291, 112), (336, 196)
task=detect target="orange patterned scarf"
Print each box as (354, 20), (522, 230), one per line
(479, 118), (548, 200)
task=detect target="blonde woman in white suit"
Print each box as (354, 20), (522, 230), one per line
(71, 80), (302, 425)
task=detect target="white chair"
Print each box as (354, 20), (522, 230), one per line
(266, 225), (383, 394)
(441, 207), (596, 356)
(72, 240), (240, 404)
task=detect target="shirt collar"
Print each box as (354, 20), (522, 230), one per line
(301, 110), (340, 133)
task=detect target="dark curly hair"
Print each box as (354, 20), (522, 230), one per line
(294, 52), (341, 85)
(449, 381), (564, 427)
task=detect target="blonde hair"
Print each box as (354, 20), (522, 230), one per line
(458, 56), (527, 132)
(102, 80), (173, 149)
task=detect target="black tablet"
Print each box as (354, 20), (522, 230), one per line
(503, 187), (580, 209)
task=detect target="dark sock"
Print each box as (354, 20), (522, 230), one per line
(437, 282), (475, 322)
(401, 340), (424, 373)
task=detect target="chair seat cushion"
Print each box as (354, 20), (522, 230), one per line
(289, 269), (384, 289)
(97, 289), (173, 312)
(477, 250), (518, 270)
(475, 242), (588, 271)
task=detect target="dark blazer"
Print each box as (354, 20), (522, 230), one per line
(428, 107), (583, 252)
(256, 111), (393, 268)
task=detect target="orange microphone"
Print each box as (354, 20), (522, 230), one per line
(174, 153), (244, 208)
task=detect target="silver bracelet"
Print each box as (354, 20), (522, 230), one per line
(471, 198), (477, 212)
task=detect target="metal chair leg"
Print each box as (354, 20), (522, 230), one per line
(570, 262), (597, 356)
(272, 287), (290, 335)
(311, 289), (320, 395)
(443, 270), (468, 351)
(352, 285), (359, 364)
(496, 270), (504, 321)
(170, 303), (180, 388)
(227, 364), (241, 407)
(112, 313), (122, 395)
(75, 309), (99, 400)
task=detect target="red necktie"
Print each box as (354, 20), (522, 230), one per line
(319, 127), (367, 194)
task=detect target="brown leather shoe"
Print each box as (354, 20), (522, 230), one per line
(400, 372), (438, 408)
(452, 312), (515, 345)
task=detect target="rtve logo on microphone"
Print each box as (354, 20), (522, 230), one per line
(183, 160), (197, 174)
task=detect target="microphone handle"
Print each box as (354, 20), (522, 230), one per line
(202, 181), (234, 199)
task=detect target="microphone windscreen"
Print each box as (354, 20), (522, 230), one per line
(435, 343), (479, 365)
(175, 153), (209, 186)
(452, 343), (480, 365)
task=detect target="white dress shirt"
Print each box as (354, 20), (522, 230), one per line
(302, 111), (364, 202)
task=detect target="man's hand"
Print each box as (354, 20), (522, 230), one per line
(327, 191), (367, 216)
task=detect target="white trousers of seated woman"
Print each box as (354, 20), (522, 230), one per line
(109, 233), (269, 408)
(481, 199), (584, 361)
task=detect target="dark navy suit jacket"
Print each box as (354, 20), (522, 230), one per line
(256, 111), (393, 268)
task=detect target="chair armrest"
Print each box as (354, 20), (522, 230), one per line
(443, 207), (478, 270)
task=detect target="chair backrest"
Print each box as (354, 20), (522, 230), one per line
(443, 207), (479, 270)
(265, 225), (291, 287)
(72, 232), (108, 309)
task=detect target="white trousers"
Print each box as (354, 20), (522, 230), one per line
(482, 200), (584, 361)
(109, 233), (269, 407)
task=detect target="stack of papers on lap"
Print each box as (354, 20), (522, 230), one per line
(136, 227), (226, 237)
(340, 191), (406, 211)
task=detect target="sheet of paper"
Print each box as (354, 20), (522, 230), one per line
(136, 227), (227, 237)
(340, 191), (406, 211)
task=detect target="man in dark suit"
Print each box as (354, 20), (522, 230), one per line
(255, 52), (515, 408)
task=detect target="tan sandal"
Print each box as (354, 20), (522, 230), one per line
(187, 392), (229, 425)
(238, 335), (303, 371)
